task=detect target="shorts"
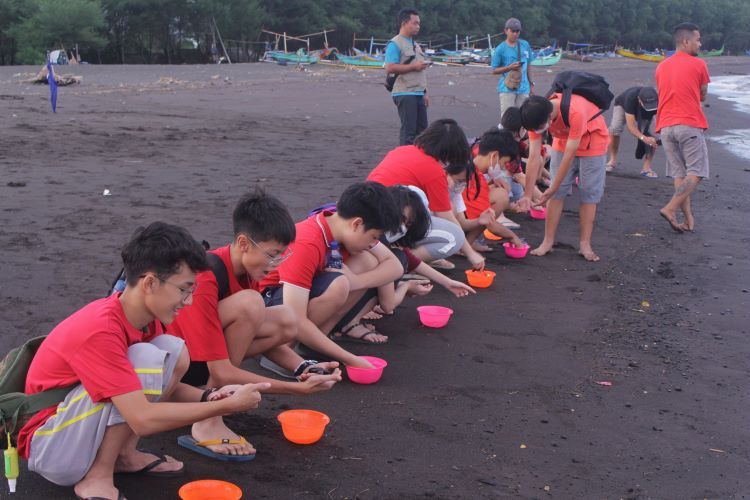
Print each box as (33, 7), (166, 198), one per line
(415, 215), (465, 259)
(608, 105), (626, 136)
(549, 150), (606, 204)
(28, 335), (185, 486)
(660, 125), (709, 178)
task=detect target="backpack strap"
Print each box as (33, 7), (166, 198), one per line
(206, 253), (230, 301)
(0, 385), (76, 437)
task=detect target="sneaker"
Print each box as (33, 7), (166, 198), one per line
(259, 356), (296, 379)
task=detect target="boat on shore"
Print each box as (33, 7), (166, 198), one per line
(263, 49), (319, 65)
(531, 50), (562, 66)
(616, 48), (665, 63)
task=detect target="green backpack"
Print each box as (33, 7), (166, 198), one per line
(0, 336), (75, 443)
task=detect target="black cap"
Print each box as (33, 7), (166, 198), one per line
(638, 87), (658, 112)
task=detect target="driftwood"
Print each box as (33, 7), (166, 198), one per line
(25, 65), (81, 86)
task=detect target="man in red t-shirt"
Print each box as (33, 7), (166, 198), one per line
(168, 191), (341, 461)
(260, 182), (403, 368)
(20, 223), (269, 500)
(655, 22), (710, 232)
(519, 93), (610, 262)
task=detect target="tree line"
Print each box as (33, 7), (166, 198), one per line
(1, 0), (749, 65)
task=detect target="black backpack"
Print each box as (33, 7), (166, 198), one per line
(108, 240), (230, 301)
(546, 71), (614, 127)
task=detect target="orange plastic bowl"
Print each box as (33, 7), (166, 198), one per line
(179, 480), (242, 500)
(465, 269), (496, 288)
(483, 228), (503, 241)
(278, 409), (331, 445)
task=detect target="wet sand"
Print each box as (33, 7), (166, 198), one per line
(1, 56), (749, 499)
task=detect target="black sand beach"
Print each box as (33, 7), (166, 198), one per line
(1, 56), (749, 499)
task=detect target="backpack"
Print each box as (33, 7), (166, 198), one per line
(108, 240), (230, 301)
(0, 336), (75, 443)
(546, 71), (614, 127)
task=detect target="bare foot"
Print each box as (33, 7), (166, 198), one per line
(530, 241), (554, 256)
(659, 208), (684, 233)
(579, 247), (600, 262)
(362, 310), (383, 320)
(114, 449), (183, 474)
(74, 479), (121, 500)
(680, 210), (695, 231)
(191, 416), (256, 457)
(471, 240), (493, 253)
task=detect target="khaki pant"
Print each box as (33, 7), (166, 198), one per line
(661, 125), (709, 178)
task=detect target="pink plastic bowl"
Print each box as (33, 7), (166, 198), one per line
(503, 242), (530, 259)
(529, 207), (547, 220)
(346, 356), (388, 384)
(417, 305), (454, 328)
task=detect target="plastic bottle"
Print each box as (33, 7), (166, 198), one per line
(326, 242), (343, 271)
(5, 432), (18, 494)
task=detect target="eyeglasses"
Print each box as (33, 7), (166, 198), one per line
(245, 234), (293, 267)
(141, 274), (198, 300)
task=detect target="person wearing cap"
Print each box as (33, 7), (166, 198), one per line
(491, 18), (534, 121)
(606, 86), (660, 177)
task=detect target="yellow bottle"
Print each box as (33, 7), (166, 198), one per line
(4, 432), (18, 493)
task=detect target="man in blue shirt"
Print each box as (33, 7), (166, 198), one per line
(385, 8), (430, 145)
(491, 18), (534, 121)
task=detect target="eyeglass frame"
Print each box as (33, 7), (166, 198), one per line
(242, 234), (293, 267)
(140, 274), (198, 300)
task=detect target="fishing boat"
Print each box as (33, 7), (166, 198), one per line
(562, 51), (593, 62)
(698, 46), (724, 58)
(615, 48), (665, 62)
(334, 53), (384, 68)
(531, 50), (562, 66)
(263, 49), (319, 64)
(430, 54), (471, 65)
(351, 47), (384, 62)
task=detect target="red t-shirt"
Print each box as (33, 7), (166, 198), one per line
(260, 211), (350, 291)
(463, 170), (491, 219)
(528, 93), (609, 157)
(168, 244), (258, 362)
(17, 294), (165, 458)
(655, 51), (710, 132)
(367, 145), (452, 212)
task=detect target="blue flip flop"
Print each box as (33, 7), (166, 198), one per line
(177, 435), (256, 462)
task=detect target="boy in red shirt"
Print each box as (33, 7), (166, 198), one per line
(655, 22), (710, 232)
(519, 94), (610, 262)
(19, 222), (269, 500)
(260, 182), (403, 368)
(168, 191), (341, 461)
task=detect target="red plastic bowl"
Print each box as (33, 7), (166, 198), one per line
(179, 480), (242, 500)
(503, 242), (530, 259)
(277, 409), (331, 444)
(417, 305), (454, 328)
(346, 356), (388, 384)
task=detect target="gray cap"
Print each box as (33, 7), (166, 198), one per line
(638, 87), (658, 112)
(505, 18), (522, 31)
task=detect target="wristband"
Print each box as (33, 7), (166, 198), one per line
(200, 387), (217, 402)
(293, 360), (319, 378)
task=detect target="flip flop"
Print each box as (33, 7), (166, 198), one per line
(177, 435), (256, 462)
(605, 164), (615, 172)
(640, 170), (658, 178)
(330, 322), (388, 345)
(116, 450), (184, 477)
(428, 258), (455, 270)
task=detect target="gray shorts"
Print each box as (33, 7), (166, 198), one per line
(550, 150), (606, 204)
(608, 105), (626, 136)
(28, 335), (185, 486)
(499, 92), (529, 121)
(416, 215), (465, 259)
(660, 125), (709, 178)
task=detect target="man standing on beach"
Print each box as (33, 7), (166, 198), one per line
(655, 22), (710, 232)
(385, 8), (429, 145)
(491, 18), (534, 121)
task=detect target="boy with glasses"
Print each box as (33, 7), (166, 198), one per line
(19, 222), (269, 500)
(168, 190), (342, 462)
